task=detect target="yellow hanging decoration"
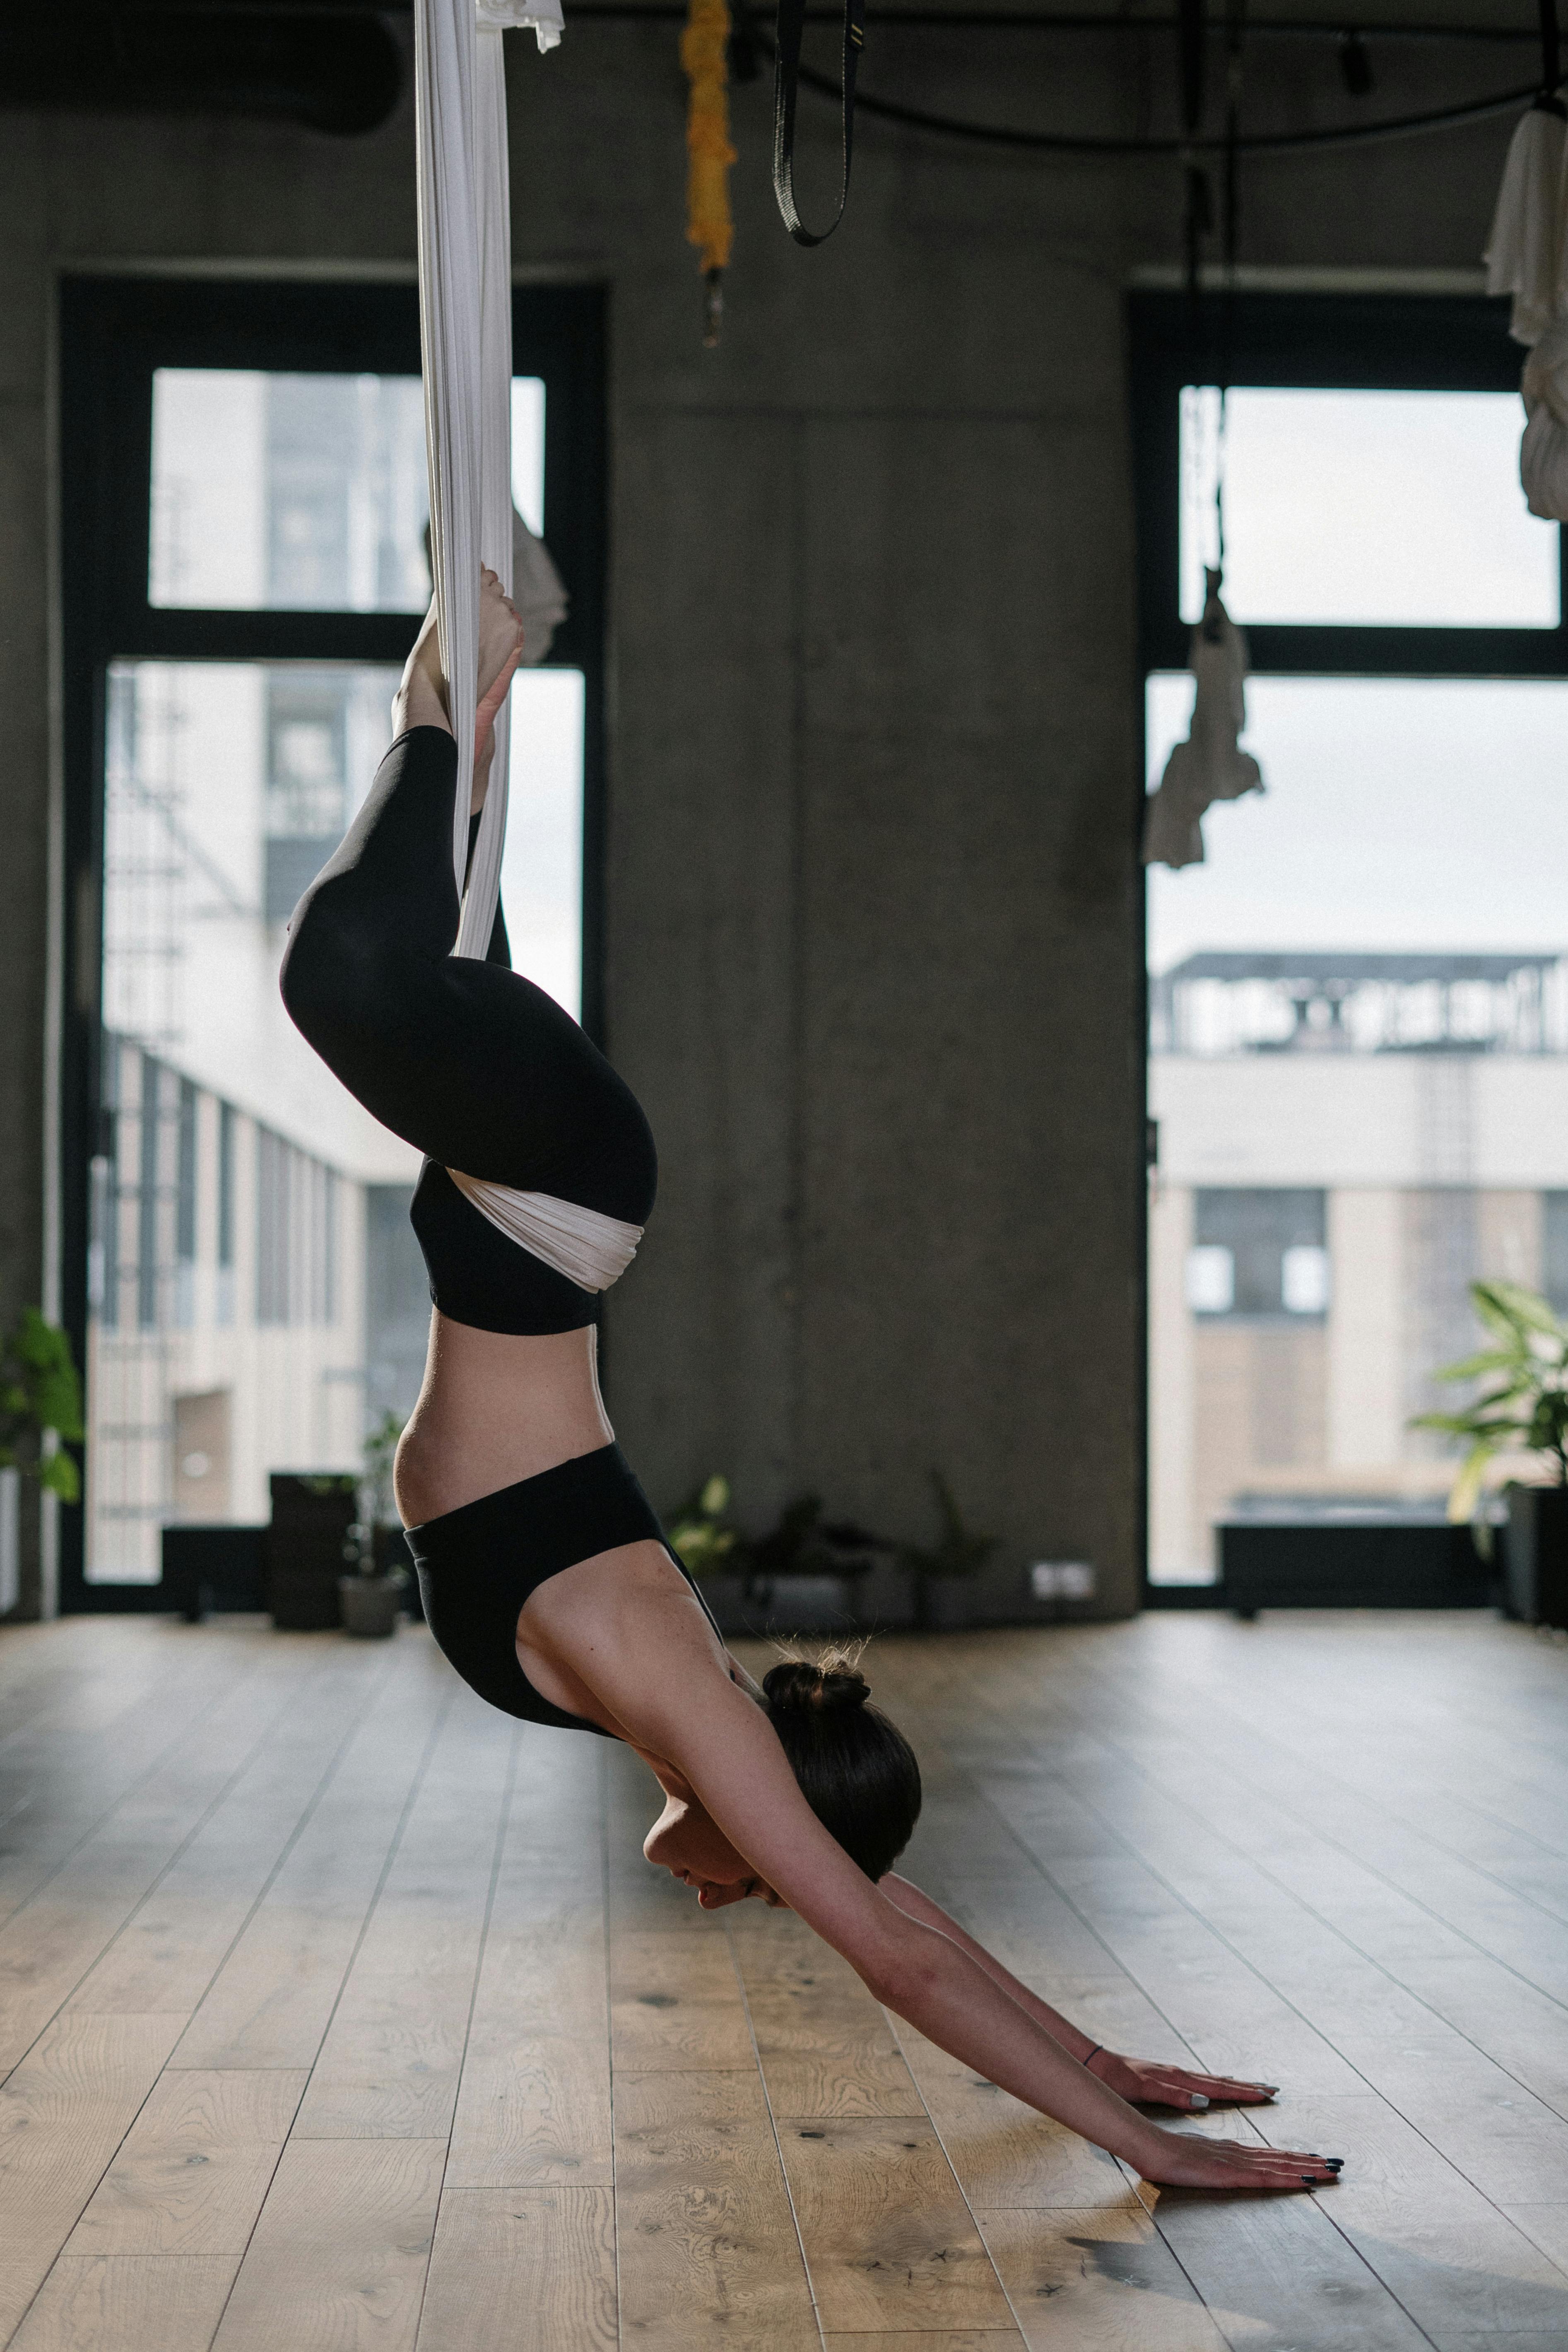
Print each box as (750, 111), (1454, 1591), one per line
(680, 0), (736, 347)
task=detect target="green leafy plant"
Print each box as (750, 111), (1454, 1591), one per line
(363, 1410), (405, 1528)
(668, 1473), (741, 1576)
(0, 1309), (84, 1504)
(1411, 1279), (1568, 1523)
(896, 1468), (999, 1584)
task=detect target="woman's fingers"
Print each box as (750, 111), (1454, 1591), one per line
(1154, 2070), (1279, 2107)
(1143, 2133), (1344, 2190)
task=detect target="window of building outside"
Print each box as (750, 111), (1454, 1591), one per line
(86, 364), (585, 1581)
(1146, 368), (1568, 1585)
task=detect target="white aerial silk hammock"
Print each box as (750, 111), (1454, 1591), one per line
(416, 0), (642, 1294)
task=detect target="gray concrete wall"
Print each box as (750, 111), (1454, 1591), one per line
(0, 15), (1517, 1617)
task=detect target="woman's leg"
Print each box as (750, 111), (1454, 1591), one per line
(279, 681), (655, 1224)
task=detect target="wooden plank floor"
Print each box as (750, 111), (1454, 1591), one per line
(1, 1610), (1566, 2349)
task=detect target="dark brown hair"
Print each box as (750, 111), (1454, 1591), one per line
(763, 1649), (922, 1881)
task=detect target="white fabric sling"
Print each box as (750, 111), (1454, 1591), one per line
(417, 0), (642, 1296)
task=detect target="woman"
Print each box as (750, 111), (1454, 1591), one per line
(281, 572), (1340, 2196)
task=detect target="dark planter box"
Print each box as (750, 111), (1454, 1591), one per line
(375, 1524), (422, 1618)
(914, 1575), (977, 1632)
(1219, 1518), (1493, 1617)
(1502, 1485), (1568, 1629)
(267, 1472), (359, 1632)
(160, 1524), (267, 1621)
(698, 1573), (860, 1639)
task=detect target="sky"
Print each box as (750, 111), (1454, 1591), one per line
(1154, 387), (1568, 975)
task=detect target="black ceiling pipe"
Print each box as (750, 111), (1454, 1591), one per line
(0, 10), (404, 134)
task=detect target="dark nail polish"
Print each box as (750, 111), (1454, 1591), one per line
(1325, 2159), (1344, 2171)
(1301, 2174), (1317, 2185)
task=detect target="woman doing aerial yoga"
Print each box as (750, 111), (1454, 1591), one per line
(279, 570), (1342, 2195)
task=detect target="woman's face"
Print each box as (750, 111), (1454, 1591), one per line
(644, 1791), (784, 1909)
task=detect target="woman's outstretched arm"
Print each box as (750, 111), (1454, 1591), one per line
(534, 1562), (1341, 2194)
(878, 1873), (1279, 2111)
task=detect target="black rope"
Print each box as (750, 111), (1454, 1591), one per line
(1179, 0), (1209, 304)
(782, 60), (1546, 156)
(1536, 0), (1566, 116)
(772, 0), (865, 243)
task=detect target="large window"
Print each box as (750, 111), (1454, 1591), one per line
(60, 278), (605, 1602)
(1133, 294), (1568, 1588)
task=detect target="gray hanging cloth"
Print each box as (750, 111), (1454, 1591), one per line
(1142, 571), (1263, 872)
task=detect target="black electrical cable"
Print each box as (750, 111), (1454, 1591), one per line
(780, 56), (1548, 154)
(1536, 0), (1566, 116)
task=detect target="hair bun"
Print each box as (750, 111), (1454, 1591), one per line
(764, 1659), (871, 1715)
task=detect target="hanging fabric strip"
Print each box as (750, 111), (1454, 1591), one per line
(416, 0), (558, 956)
(772, 0), (864, 248)
(414, 0), (649, 1294)
(448, 1172), (643, 1292)
(414, 0), (484, 909)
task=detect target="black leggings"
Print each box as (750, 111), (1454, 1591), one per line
(279, 726), (658, 1335)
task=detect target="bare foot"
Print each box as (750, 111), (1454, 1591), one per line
(392, 598), (450, 739)
(1139, 2127), (1342, 2192)
(474, 566), (525, 795)
(391, 571), (526, 806)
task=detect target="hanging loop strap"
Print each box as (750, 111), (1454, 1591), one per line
(772, 0), (865, 247)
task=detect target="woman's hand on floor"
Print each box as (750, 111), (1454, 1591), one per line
(1088, 2048), (1280, 2111)
(1138, 2128), (1342, 2191)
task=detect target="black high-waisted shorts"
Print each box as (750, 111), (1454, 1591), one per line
(406, 1442), (720, 1734)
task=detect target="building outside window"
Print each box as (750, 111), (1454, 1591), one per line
(1137, 296), (1568, 1585)
(68, 283), (597, 1590)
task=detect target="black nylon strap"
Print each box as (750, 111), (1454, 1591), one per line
(772, 0), (865, 248)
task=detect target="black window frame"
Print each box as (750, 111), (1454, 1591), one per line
(1132, 288), (1568, 1605)
(1130, 289), (1568, 680)
(58, 272), (607, 1612)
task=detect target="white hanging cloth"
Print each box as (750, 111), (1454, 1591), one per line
(1522, 316), (1568, 520)
(513, 505), (570, 662)
(1142, 572), (1263, 872)
(417, 0), (642, 1295)
(1484, 101), (1568, 524)
(1484, 106), (1568, 349)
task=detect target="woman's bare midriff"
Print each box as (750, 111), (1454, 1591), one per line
(393, 1310), (615, 1527)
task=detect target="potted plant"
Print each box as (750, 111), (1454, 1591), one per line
(1412, 1279), (1568, 1628)
(897, 1469), (999, 1631)
(339, 1412), (410, 1639)
(0, 1309), (83, 1616)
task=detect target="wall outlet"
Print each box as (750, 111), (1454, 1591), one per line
(1029, 1559), (1096, 1601)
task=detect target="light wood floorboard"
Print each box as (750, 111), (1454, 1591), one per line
(0, 1611), (1564, 2349)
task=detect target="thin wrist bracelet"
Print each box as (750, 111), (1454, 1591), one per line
(1083, 2043), (1103, 2068)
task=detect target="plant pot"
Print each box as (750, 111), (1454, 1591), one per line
(741, 1572), (857, 1637)
(374, 1524), (421, 1619)
(1502, 1484), (1568, 1629)
(339, 1572), (407, 1639)
(916, 1574), (976, 1632)
(0, 1465), (18, 1617)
